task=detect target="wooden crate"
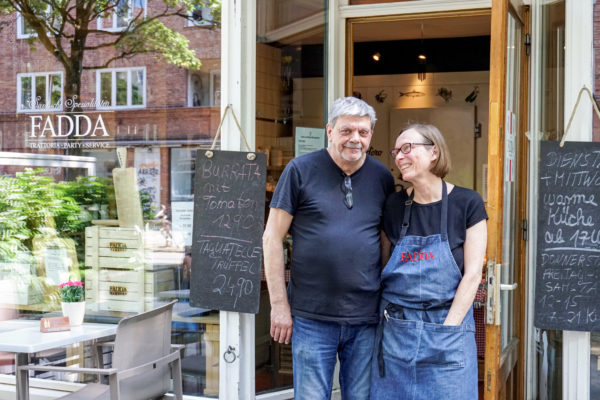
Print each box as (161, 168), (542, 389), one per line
(84, 226), (177, 313)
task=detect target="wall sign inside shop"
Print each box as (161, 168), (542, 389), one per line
(534, 141), (600, 331)
(190, 150), (267, 314)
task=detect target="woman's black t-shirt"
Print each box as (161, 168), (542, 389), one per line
(383, 185), (488, 272)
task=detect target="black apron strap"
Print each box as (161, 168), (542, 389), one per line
(398, 189), (414, 242)
(441, 180), (449, 241)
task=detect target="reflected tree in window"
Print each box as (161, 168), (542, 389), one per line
(0, 0), (221, 112)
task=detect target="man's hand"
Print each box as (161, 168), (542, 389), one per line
(263, 208), (294, 345)
(270, 303), (293, 344)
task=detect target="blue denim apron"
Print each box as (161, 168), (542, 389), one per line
(371, 182), (477, 400)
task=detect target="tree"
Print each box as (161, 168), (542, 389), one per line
(0, 0), (221, 112)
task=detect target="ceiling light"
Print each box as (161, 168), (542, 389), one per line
(417, 23), (427, 81)
(372, 52), (381, 62)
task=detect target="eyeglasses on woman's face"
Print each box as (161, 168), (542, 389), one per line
(390, 142), (433, 158)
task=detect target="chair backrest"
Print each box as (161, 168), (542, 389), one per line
(112, 300), (176, 399)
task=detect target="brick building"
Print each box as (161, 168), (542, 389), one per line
(0, 2), (221, 210)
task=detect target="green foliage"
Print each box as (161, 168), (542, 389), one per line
(0, 170), (117, 263)
(117, 18), (202, 70)
(0, 169), (67, 258)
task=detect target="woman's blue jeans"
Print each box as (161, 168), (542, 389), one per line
(292, 316), (376, 400)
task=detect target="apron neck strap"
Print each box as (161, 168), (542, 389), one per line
(398, 180), (449, 242)
(441, 180), (448, 241)
(398, 190), (414, 241)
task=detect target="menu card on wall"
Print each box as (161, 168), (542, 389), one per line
(534, 141), (600, 331)
(295, 127), (325, 157)
(190, 151), (266, 314)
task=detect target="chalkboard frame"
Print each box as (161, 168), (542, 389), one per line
(189, 150), (267, 314)
(534, 141), (600, 331)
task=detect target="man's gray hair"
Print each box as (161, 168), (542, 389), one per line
(328, 96), (377, 130)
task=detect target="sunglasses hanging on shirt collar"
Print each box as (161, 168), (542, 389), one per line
(342, 175), (353, 209)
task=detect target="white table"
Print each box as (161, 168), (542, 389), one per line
(0, 320), (117, 400)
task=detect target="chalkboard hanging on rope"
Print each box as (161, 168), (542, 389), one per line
(190, 150), (267, 314)
(534, 141), (600, 331)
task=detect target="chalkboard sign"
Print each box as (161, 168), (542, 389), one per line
(534, 141), (600, 331)
(190, 150), (267, 314)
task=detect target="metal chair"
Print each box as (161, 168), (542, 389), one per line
(19, 300), (183, 400)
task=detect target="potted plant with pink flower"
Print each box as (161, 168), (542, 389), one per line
(59, 281), (85, 326)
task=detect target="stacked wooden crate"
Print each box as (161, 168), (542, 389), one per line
(84, 226), (176, 313)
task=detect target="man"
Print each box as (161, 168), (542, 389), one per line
(263, 96), (394, 399)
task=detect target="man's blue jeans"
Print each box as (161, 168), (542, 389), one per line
(292, 316), (376, 400)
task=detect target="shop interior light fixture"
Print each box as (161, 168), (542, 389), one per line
(372, 52), (381, 62)
(417, 23), (427, 81)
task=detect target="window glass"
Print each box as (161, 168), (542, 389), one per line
(3, 3), (222, 398)
(50, 74), (62, 106)
(255, 0), (326, 393)
(18, 73), (62, 112)
(18, 14), (36, 37)
(537, 1), (565, 399)
(116, 71), (128, 106)
(99, 68), (145, 108)
(592, 332), (600, 400)
(116, 0), (131, 28)
(131, 70), (144, 105)
(35, 76), (47, 108)
(189, 6), (214, 26)
(100, 72), (112, 104)
(20, 76), (32, 109)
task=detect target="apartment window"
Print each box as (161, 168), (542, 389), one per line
(188, 67), (220, 107)
(16, 13), (36, 39)
(97, 67), (146, 109)
(98, 0), (146, 31)
(187, 5), (214, 27)
(17, 72), (63, 112)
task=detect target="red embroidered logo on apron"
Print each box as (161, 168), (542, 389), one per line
(400, 252), (435, 262)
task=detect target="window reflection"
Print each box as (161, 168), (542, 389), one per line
(255, 0), (326, 393)
(1, 1), (221, 397)
(537, 1), (564, 399)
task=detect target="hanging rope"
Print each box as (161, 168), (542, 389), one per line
(206, 104), (252, 156)
(560, 85), (600, 147)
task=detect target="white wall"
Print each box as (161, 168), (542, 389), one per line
(354, 71), (490, 196)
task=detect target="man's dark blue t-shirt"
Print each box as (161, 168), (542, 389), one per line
(270, 149), (394, 324)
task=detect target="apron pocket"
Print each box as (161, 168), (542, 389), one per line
(382, 316), (420, 364)
(418, 322), (465, 367)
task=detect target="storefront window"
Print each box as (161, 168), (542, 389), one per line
(255, 0), (326, 393)
(592, 332), (600, 399)
(0, 1), (221, 397)
(537, 1), (565, 399)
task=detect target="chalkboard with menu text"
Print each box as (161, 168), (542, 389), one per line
(534, 141), (600, 331)
(190, 150), (266, 314)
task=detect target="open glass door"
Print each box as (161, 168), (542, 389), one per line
(485, 1), (529, 399)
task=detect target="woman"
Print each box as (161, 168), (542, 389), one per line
(371, 124), (487, 399)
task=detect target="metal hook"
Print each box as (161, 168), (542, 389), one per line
(223, 345), (237, 363)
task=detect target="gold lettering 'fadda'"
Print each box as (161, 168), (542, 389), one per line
(109, 242), (127, 252)
(109, 286), (127, 296)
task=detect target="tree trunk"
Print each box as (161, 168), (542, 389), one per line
(63, 64), (84, 162)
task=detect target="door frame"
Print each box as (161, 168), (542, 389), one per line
(328, 0), (492, 109)
(484, 1), (530, 399)
(336, 1), (528, 399)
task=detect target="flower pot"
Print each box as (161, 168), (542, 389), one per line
(61, 301), (86, 326)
